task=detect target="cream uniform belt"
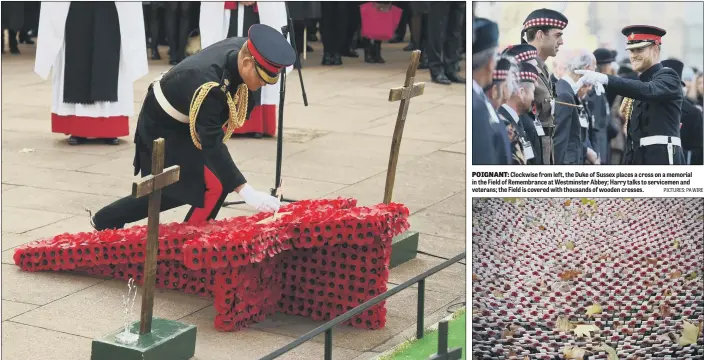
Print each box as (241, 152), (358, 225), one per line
(152, 74), (189, 123)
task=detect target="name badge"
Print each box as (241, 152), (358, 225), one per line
(521, 138), (535, 160)
(534, 119), (545, 136)
(550, 99), (555, 116)
(579, 114), (589, 128)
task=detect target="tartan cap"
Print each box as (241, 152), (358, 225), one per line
(493, 57), (512, 83)
(502, 44), (538, 63)
(521, 8), (568, 44)
(518, 62), (539, 83)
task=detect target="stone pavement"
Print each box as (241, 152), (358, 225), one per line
(1, 41), (466, 360)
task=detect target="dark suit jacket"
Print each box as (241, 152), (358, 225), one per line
(519, 112), (543, 164)
(554, 78), (588, 164)
(472, 89), (499, 164)
(680, 97), (703, 164)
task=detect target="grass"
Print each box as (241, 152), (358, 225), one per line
(380, 308), (466, 360)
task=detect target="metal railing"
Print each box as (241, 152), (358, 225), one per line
(260, 251), (466, 360)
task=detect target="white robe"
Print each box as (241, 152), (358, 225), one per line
(34, 2), (148, 118)
(199, 1), (292, 106)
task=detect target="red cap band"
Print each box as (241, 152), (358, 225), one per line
(247, 41), (281, 74)
(628, 33), (662, 43)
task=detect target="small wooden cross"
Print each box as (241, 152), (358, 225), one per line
(132, 138), (180, 334)
(383, 50), (425, 204)
(428, 320), (463, 360)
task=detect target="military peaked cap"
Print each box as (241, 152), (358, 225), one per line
(247, 24), (296, 84)
(621, 25), (666, 50)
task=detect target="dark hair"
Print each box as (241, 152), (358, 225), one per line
(597, 63), (611, 73)
(526, 27), (553, 42)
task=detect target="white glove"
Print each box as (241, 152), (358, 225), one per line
(594, 83), (605, 96)
(238, 184), (281, 213)
(574, 70), (608, 86)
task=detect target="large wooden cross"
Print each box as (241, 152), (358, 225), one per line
(383, 50), (425, 204)
(132, 138), (180, 334)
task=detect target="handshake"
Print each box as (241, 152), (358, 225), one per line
(574, 70), (608, 96)
(238, 183), (281, 213)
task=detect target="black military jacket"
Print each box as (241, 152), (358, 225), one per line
(134, 37), (255, 207)
(606, 63), (684, 164)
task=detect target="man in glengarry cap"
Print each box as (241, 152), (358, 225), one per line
(521, 8), (569, 165)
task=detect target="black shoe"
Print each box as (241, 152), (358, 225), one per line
(403, 42), (416, 51)
(373, 42), (385, 63)
(306, 44), (314, 53)
(364, 48), (375, 63)
(340, 48), (358, 58)
(252, 132), (263, 139)
(151, 48), (161, 60)
(419, 54), (429, 70)
(307, 33), (318, 42)
(332, 53), (342, 65)
(446, 72), (466, 84)
(389, 34), (404, 43)
(431, 73), (452, 85)
(68, 136), (85, 145)
(169, 59), (179, 66)
(9, 47), (20, 55)
(321, 52), (335, 65)
(105, 138), (120, 145)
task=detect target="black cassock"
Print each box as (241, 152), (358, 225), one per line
(606, 63), (684, 165)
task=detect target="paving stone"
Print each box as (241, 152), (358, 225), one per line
(351, 352), (382, 360)
(1, 146), (112, 170)
(78, 157), (141, 179)
(1, 232), (44, 251)
(325, 172), (464, 215)
(2, 264), (104, 305)
(12, 279), (211, 338)
(428, 191), (466, 217)
(240, 172), (349, 201)
(397, 151), (465, 182)
(384, 285), (461, 322)
(2, 322), (92, 360)
(2, 186), (120, 216)
(22, 215), (96, 240)
(238, 157), (385, 185)
(2, 184), (19, 192)
(2, 249), (15, 265)
(2, 300), (39, 321)
(2, 164), (136, 197)
(417, 234), (466, 260)
(388, 256), (466, 297)
(408, 210), (466, 240)
(359, 105), (465, 143)
(284, 102), (397, 133)
(248, 310), (414, 352)
(2, 129), (126, 156)
(441, 141), (466, 154)
(1, 207), (73, 234)
(182, 307), (362, 360)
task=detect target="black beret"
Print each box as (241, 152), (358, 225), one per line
(473, 17), (499, 54)
(621, 25), (666, 50)
(502, 44), (538, 63)
(593, 48), (615, 65)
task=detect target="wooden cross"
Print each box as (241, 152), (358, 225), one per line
(428, 320), (463, 360)
(383, 50), (425, 204)
(132, 138), (180, 334)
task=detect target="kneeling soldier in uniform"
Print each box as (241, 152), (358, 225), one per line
(576, 25), (684, 165)
(91, 24), (296, 230)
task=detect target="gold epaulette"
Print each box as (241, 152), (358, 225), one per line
(188, 82), (249, 150)
(620, 97), (634, 129)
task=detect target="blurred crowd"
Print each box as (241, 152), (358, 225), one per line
(2, 1), (466, 84)
(472, 6), (703, 166)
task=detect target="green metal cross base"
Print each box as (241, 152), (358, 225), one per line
(389, 230), (419, 269)
(91, 318), (197, 360)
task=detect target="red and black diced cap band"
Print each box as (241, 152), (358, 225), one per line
(493, 57), (512, 83)
(518, 62), (539, 83)
(502, 44), (538, 63)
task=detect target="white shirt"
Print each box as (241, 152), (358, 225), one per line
(562, 75), (581, 95)
(501, 104), (520, 124)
